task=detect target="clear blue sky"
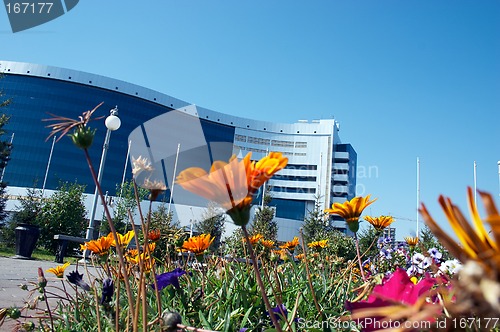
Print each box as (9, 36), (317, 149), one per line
(1, 1), (499, 240)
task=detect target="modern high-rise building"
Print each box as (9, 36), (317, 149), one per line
(0, 60), (357, 240)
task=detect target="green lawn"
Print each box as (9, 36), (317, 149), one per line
(0, 246), (62, 262)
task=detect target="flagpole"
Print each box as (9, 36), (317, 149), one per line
(119, 140), (131, 199)
(41, 135), (56, 198)
(167, 143), (181, 215)
(473, 161), (477, 203)
(416, 157), (420, 237)
(261, 148), (269, 208)
(497, 161), (500, 199)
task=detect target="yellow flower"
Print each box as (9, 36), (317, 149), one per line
(404, 236), (419, 247)
(325, 195), (377, 233)
(181, 234), (214, 255)
(111, 231), (135, 248)
(244, 234), (263, 245)
(279, 236), (299, 251)
(420, 187), (500, 275)
(81, 234), (114, 255)
(46, 262), (70, 278)
(177, 152), (288, 226)
(260, 239), (275, 249)
(307, 239), (328, 249)
(364, 215), (395, 232)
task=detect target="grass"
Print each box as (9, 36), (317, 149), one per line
(0, 246), (78, 263)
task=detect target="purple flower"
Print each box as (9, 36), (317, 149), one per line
(100, 278), (114, 304)
(155, 268), (189, 290)
(428, 247), (442, 262)
(67, 270), (90, 291)
(379, 248), (392, 260)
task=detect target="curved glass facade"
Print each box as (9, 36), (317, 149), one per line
(0, 61), (357, 238)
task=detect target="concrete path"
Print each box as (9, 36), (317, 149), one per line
(0, 256), (99, 330)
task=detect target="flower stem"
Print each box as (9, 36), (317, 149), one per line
(354, 233), (366, 281)
(83, 148), (137, 331)
(241, 226), (283, 332)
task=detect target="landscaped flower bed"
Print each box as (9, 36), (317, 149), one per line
(1, 106), (498, 331)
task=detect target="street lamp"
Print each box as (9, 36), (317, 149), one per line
(85, 106), (121, 240)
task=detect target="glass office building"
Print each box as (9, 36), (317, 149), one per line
(0, 61), (357, 240)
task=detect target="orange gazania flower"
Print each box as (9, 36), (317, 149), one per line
(295, 253), (306, 261)
(420, 187), (500, 274)
(181, 234), (214, 255)
(404, 236), (419, 247)
(46, 262), (70, 278)
(279, 236), (299, 251)
(325, 195), (377, 233)
(81, 234), (114, 255)
(148, 229), (161, 242)
(177, 152), (288, 226)
(307, 239), (328, 250)
(260, 239), (275, 249)
(365, 215), (395, 232)
(111, 230), (135, 248)
(245, 234), (263, 245)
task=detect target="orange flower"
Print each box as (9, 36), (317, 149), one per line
(295, 253), (306, 261)
(46, 262), (70, 278)
(245, 234), (263, 245)
(307, 239), (328, 250)
(260, 239), (275, 249)
(148, 229), (161, 242)
(81, 234), (114, 255)
(325, 195), (377, 233)
(279, 236), (299, 251)
(420, 187), (500, 274)
(110, 230), (135, 248)
(365, 215), (395, 232)
(181, 234), (214, 255)
(404, 236), (419, 247)
(177, 152), (288, 226)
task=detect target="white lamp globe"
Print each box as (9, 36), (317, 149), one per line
(105, 114), (121, 131)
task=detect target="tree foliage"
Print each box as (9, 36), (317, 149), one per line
(36, 182), (87, 253)
(249, 188), (277, 242)
(100, 180), (149, 235)
(0, 186), (42, 246)
(195, 202), (226, 253)
(149, 203), (185, 263)
(0, 85), (12, 224)
(302, 195), (329, 243)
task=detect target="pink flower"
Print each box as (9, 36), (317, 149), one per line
(346, 268), (438, 331)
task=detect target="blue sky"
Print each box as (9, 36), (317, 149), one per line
(1, 1), (499, 240)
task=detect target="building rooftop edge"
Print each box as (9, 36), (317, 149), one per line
(0, 60), (339, 136)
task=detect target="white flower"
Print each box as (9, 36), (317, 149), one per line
(439, 259), (463, 275)
(132, 156), (154, 176)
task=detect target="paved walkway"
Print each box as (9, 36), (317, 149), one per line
(0, 256), (100, 330)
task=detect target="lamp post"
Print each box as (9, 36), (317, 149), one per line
(85, 106), (121, 240)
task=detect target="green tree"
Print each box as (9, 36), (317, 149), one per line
(420, 225), (451, 260)
(0, 86), (12, 224)
(195, 202), (226, 253)
(100, 180), (149, 235)
(249, 188), (277, 242)
(149, 203), (185, 263)
(302, 195), (329, 243)
(36, 182), (87, 253)
(0, 186), (42, 246)
(357, 227), (380, 260)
